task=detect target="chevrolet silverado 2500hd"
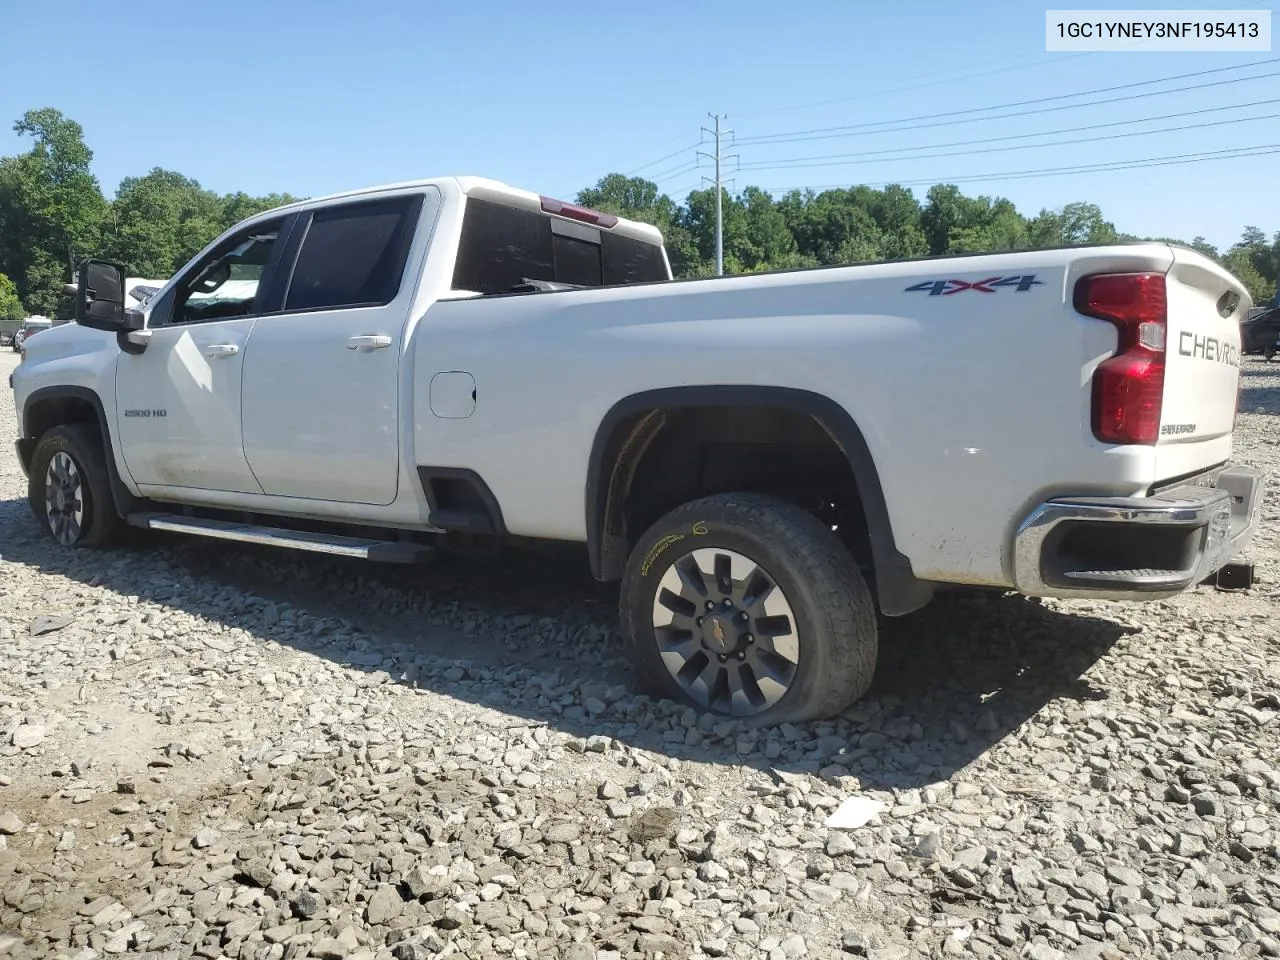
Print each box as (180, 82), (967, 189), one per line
(10, 176), (1264, 722)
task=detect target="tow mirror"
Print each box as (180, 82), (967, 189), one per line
(75, 259), (130, 332)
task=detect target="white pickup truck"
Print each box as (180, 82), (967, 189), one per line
(9, 176), (1264, 722)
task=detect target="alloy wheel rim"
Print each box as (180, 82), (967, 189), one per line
(650, 547), (799, 716)
(44, 451), (85, 546)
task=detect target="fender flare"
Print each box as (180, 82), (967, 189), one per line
(22, 386), (142, 520)
(583, 385), (933, 616)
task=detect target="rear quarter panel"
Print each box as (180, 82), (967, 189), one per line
(411, 244), (1179, 587)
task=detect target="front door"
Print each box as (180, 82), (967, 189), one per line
(115, 216), (290, 494)
(241, 191), (431, 505)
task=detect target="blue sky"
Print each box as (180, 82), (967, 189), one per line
(0, 0), (1276, 251)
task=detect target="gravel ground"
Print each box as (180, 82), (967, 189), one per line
(1, 349), (1278, 960)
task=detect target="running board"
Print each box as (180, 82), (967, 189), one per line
(126, 513), (433, 564)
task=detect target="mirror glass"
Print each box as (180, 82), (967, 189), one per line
(85, 261), (124, 305)
(75, 259), (128, 331)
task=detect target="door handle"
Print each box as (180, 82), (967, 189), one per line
(347, 335), (392, 350)
(204, 343), (240, 359)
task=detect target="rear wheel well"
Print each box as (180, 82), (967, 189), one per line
(587, 391), (934, 616)
(624, 406), (868, 560)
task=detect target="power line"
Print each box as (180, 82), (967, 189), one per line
(756, 144), (1280, 193)
(737, 110), (1280, 173)
(732, 0), (1276, 121)
(737, 58), (1280, 145)
(546, 129), (697, 195)
(626, 143), (702, 176)
(737, 69), (1280, 147)
(664, 181), (703, 199)
(734, 52), (1098, 120)
(645, 160), (702, 184)
(734, 98), (1280, 169)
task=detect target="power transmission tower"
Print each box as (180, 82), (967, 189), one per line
(698, 114), (737, 276)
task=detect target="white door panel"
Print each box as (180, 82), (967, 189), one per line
(239, 191), (432, 505)
(115, 319), (262, 493)
(241, 309), (400, 503)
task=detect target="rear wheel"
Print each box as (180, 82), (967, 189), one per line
(619, 492), (878, 724)
(28, 424), (126, 548)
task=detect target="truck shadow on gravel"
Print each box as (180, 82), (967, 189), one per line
(1240, 359), (1280, 412)
(2, 500), (1132, 791)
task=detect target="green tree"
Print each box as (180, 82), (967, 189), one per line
(577, 174), (671, 221)
(103, 169), (224, 277)
(219, 191), (299, 231)
(576, 174), (699, 275)
(5, 104), (1270, 297)
(0, 271), (24, 321)
(1223, 247), (1272, 303)
(866, 185), (927, 259)
(1189, 235), (1219, 260)
(0, 108), (108, 313)
(921, 185), (1025, 255)
(1226, 226), (1278, 297)
(945, 197), (1027, 253)
(1026, 202), (1118, 248)
(1270, 231), (1280, 304)
(102, 178), (300, 279)
(737, 186), (804, 271)
(788, 189), (884, 264)
(1057, 202), (1118, 245)
(677, 187), (754, 273)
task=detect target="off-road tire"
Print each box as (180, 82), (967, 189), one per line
(619, 491), (878, 724)
(28, 424), (127, 548)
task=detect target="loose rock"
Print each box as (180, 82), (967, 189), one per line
(0, 350), (1276, 960)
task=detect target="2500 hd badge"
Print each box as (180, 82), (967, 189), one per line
(123, 409), (167, 418)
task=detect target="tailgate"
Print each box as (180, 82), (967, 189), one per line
(1155, 246), (1250, 476)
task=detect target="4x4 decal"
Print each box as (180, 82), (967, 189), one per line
(905, 275), (1042, 296)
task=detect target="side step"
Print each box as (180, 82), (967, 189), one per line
(126, 513), (434, 564)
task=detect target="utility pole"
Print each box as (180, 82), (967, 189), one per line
(698, 114), (735, 276)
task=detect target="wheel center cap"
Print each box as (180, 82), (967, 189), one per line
(701, 614), (736, 653)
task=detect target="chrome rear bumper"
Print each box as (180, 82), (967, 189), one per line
(1013, 463), (1263, 600)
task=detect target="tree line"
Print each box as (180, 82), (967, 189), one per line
(579, 173), (1279, 304)
(1, 107), (1277, 322)
(0, 109), (299, 319)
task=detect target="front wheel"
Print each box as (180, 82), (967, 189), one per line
(28, 424), (126, 548)
(619, 492), (878, 724)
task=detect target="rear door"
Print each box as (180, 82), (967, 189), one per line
(240, 190), (435, 505)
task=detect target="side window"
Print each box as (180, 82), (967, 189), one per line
(453, 199), (553, 294)
(168, 219), (285, 326)
(283, 197), (419, 312)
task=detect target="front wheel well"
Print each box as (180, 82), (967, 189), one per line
(25, 395), (101, 442)
(586, 389), (934, 617)
(20, 388), (142, 520)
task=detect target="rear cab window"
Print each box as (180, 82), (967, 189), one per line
(451, 196), (669, 295)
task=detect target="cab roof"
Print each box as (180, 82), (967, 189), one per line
(252, 176), (665, 247)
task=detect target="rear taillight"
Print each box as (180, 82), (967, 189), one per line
(1075, 272), (1167, 445)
